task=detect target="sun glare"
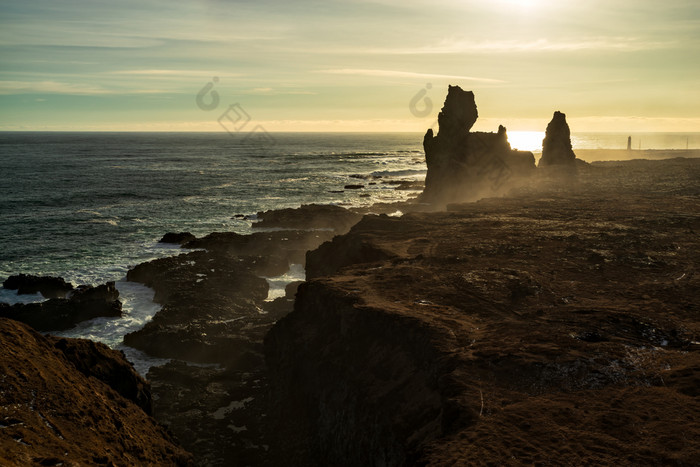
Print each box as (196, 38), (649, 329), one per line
(501, 0), (539, 9)
(508, 131), (544, 152)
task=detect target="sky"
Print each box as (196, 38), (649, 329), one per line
(0, 0), (699, 132)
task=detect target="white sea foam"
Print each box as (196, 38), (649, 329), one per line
(371, 168), (427, 178)
(0, 288), (45, 305)
(264, 263), (306, 301)
(50, 280), (169, 375)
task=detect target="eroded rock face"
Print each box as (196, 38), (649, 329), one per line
(539, 111), (577, 167)
(0, 318), (192, 466)
(49, 336), (153, 414)
(422, 86), (535, 204)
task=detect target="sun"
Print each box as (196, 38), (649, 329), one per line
(502, 0), (539, 8)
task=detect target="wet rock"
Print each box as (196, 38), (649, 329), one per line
(539, 111), (577, 167)
(393, 180), (425, 191)
(159, 232), (196, 245)
(69, 281), (119, 303)
(0, 282), (122, 331)
(127, 251), (272, 303)
(183, 230), (333, 268)
(124, 250), (273, 363)
(3, 273), (74, 299)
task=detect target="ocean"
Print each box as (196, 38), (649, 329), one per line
(1, 130), (698, 372)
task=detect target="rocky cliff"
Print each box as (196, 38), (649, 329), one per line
(266, 159), (700, 465)
(421, 86), (535, 204)
(0, 318), (192, 465)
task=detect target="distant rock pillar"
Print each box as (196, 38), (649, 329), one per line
(538, 111), (577, 167)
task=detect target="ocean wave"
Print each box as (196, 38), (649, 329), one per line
(371, 169), (427, 178)
(85, 218), (119, 226)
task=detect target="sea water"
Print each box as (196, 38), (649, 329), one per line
(0, 132), (427, 372)
(1, 131), (698, 372)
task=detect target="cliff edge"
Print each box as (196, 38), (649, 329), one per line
(266, 159), (700, 465)
(0, 318), (192, 466)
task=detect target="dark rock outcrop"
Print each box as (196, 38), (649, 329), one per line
(306, 215), (399, 280)
(124, 251), (270, 363)
(3, 274), (74, 299)
(422, 86), (535, 204)
(0, 318), (192, 465)
(0, 282), (122, 331)
(49, 336), (153, 414)
(183, 230), (335, 268)
(159, 232), (196, 245)
(253, 204), (362, 233)
(539, 111), (577, 167)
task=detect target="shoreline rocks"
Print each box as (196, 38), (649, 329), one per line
(3, 274), (74, 299)
(253, 203), (363, 233)
(0, 281), (122, 332)
(121, 206), (362, 464)
(159, 232), (196, 245)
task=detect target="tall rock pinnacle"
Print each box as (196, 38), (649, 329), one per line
(421, 85), (535, 204)
(539, 111), (576, 167)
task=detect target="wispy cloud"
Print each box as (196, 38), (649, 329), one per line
(370, 37), (677, 54)
(244, 87), (317, 95)
(0, 80), (170, 95)
(107, 69), (241, 78)
(317, 69), (504, 83)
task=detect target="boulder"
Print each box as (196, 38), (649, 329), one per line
(3, 273), (74, 298)
(538, 111), (577, 167)
(159, 232), (196, 245)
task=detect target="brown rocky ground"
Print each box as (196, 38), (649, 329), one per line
(125, 210), (361, 465)
(265, 158), (700, 465)
(0, 318), (192, 466)
(7, 157), (694, 465)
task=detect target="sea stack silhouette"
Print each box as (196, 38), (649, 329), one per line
(421, 85), (535, 204)
(538, 111), (577, 167)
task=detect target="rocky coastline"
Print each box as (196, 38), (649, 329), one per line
(1, 87), (699, 465)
